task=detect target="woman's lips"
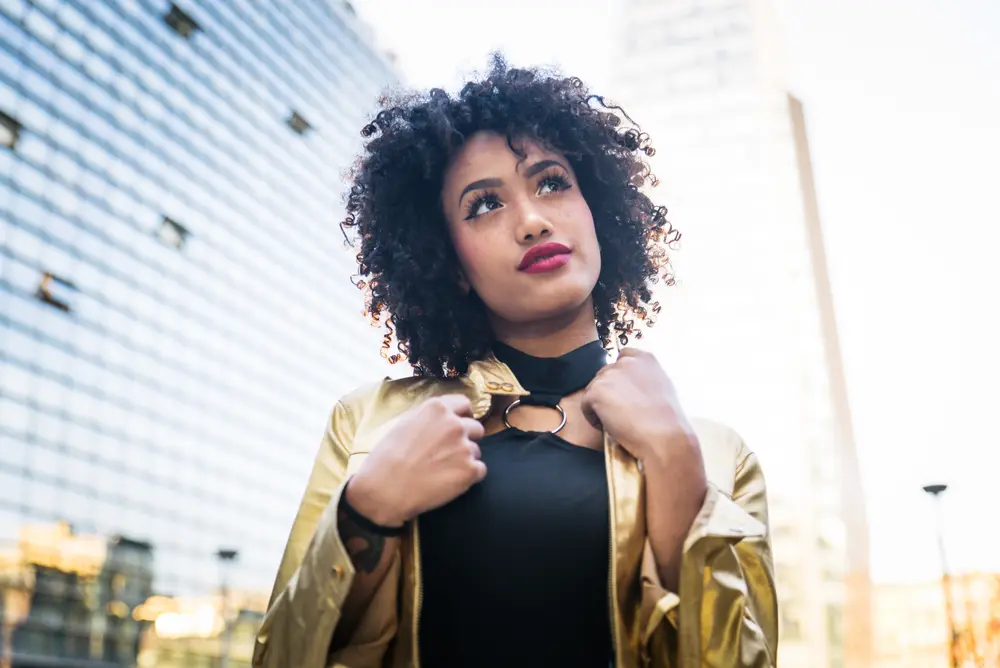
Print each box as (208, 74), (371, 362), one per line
(518, 242), (573, 272)
(520, 253), (571, 274)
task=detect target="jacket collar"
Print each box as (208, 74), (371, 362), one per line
(463, 355), (529, 420)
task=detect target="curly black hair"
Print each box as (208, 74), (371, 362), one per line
(341, 54), (679, 377)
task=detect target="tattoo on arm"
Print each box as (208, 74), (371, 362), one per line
(337, 503), (386, 573)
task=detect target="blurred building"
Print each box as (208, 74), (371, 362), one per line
(0, 522), (153, 667)
(874, 573), (1000, 668)
(132, 591), (267, 668)
(613, 1), (871, 666)
(0, 0), (396, 664)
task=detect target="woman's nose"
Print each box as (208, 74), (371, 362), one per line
(516, 206), (553, 243)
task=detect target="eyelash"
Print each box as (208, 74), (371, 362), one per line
(464, 191), (501, 220)
(537, 171), (572, 195)
(463, 171), (573, 220)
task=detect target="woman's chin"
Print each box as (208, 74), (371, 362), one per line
(494, 293), (597, 327)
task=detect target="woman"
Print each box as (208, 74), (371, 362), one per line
(253, 56), (777, 668)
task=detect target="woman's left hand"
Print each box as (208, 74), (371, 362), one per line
(582, 347), (709, 590)
(581, 347), (706, 475)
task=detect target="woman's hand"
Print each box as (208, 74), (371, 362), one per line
(581, 347), (707, 590)
(581, 348), (701, 467)
(346, 394), (486, 527)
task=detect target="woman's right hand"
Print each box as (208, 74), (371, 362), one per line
(344, 394), (486, 527)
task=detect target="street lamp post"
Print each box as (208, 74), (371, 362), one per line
(216, 548), (239, 668)
(923, 484), (958, 668)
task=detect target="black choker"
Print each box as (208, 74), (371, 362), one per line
(492, 340), (608, 433)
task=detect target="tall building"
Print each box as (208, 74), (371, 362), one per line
(0, 0), (396, 665)
(613, 1), (871, 666)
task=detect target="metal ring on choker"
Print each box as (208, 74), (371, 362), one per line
(502, 399), (567, 434)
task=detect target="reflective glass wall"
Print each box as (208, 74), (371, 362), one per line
(0, 1), (397, 665)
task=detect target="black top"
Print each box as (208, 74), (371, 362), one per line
(418, 341), (613, 668)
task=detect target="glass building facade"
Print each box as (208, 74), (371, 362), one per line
(0, 0), (397, 665)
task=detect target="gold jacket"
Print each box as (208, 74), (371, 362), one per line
(253, 357), (778, 667)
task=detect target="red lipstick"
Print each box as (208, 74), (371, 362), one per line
(518, 242), (572, 273)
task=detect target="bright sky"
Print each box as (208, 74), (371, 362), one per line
(351, 0), (999, 583)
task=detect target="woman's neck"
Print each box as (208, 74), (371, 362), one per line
(491, 298), (600, 359)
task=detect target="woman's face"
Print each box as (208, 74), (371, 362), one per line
(441, 131), (601, 329)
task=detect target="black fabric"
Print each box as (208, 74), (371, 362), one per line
(492, 339), (608, 407)
(418, 341), (613, 668)
(340, 489), (406, 537)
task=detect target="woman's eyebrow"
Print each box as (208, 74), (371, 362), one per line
(522, 159), (567, 178)
(458, 177), (503, 205)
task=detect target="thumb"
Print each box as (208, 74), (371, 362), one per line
(580, 387), (604, 431)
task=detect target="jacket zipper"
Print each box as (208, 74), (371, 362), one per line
(412, 517), (423, 668)
(606, 439), (620, 666)
(605, 346), (622, 666)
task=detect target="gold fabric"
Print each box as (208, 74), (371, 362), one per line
(253, 357), (777, 667)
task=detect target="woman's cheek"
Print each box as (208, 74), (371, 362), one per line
(452, 234), (491, 289)
(448, 226), (475, 268)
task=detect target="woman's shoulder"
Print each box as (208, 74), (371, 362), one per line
(689, 418), (750, 458)
(689, 418), (759, 492)
(336, 374), (473, 421)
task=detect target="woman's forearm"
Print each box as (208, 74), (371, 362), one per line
(643, 451), (707, 592)
(330, 480), (401, 650)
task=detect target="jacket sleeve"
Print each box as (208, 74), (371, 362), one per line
(640, 441), (778, 667)
(252, 398), (398, 668)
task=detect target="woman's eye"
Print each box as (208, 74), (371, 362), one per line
(465, 194), (502, 219)
(476, 199), (502, 215)
(537, 175), (569, 196)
